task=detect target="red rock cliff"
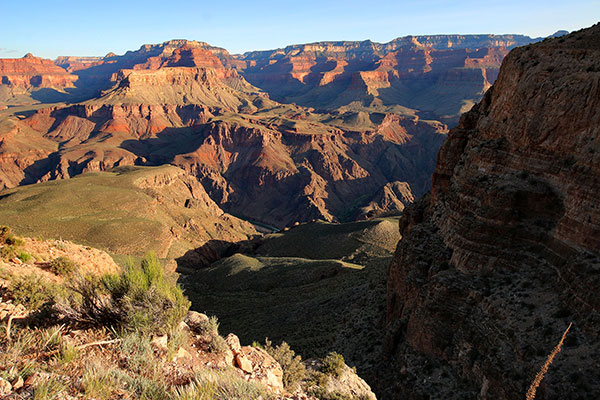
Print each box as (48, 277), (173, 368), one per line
(384, 24), (600, 400)
(0, 53), (77, 89)
(236, 35), (534, 124)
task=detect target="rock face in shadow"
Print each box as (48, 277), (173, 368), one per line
(383, 25), (600, 400)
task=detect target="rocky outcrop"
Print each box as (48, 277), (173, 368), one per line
(166, 114), (445, 227)
(49, 40), (244, 94)
(101, 66), (262, 108)
(305, 360), (376, 400)
(384, 25), (600, 399)
(0, 53), (79, 106)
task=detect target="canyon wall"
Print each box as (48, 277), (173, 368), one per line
(384, 25), (600, 400)
(236, 35), (537, 124)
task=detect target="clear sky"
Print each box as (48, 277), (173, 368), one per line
(1, 0), (598, 59)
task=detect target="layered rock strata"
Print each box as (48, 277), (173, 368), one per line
(384, 25), (600, 400)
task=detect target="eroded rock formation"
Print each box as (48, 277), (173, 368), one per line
(0, 53), (77, 90)
(384, 25), (600, 400)
(235, 35), (537, 124)
(0, 39), (448, 227)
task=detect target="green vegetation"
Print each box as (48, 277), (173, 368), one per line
(57, 343), (79, 364)
(8, 274), (62, 310)
(1, 225), (24, 246)
(81, 362), (119, 400)
(16, 251), (32, 263)
(193, 315), (220, 337)
(0, 225), (25, 260)
(102, 252), (190, 333)
(172, 369), (271, 400)
(59, 252), (190, 334)
(119, 333), (156, 375)
(182, 217), (399, 366)
(208, 333), (229, 354)
(264, 339), (306, 390)
(321, 352), (346, 377)
(0, 246), (275, 400)
(48, 256), (78, 276)
(33, 375), (68, 400)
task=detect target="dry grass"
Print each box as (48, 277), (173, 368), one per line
(0, 247), (274, 400)
(526, 322), (572, 400)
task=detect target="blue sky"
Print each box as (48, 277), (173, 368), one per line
(1, 0), (598, 58)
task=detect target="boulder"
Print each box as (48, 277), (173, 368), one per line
(242, 346), (284, 392)
(174, 347), (191, 360)
(151, 335), (168, 351)
(0, 377), (11, 396)
(185, 311), (209, 333)
(225, 333), (242, 355)
(12, 376), (23, 390)
(235, 353), (253, 373)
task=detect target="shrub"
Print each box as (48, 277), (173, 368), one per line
(0, 245), (17, 260)
(82, 361), (120, 400)
(32, 375), (67, 400)
(264, 339), (306, 390)
(120, 333), (155, 375)
(0, 225), (9, 240)
(111, 368), (170, 400)
(305, 370), (330, 395)
(251, 341), (264, 349)
(308, 388), (350, 400)
(173, 369), (270, 400)
(102, 252), (190, 333)
(49, 256), (78, 276)
(167, 326), (188, 361)
(208, 334), (229, 354)
(191, 315), (220, 338)
(8, 274), (60, 310)
(57, 252), (190, 334)
(53, 274), (117, 325)
(5, 235), (24, 246)
(1, 226), (24, 247)
(321, 352), (345, 377)
(57, 343), (79, 364)
(41, 325), (64, 351)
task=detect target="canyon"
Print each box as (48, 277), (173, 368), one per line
(1, 24), (598, 400)
(0, 34), (541, 230)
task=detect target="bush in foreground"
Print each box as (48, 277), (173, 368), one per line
(0, 225), (24, 261)
(57, 252), (190, 334)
